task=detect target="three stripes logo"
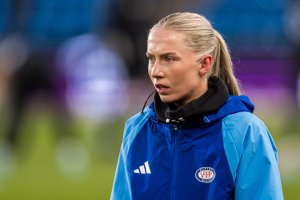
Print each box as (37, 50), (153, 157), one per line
(133, 161), (151, 174)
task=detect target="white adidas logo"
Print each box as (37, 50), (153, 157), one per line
(133, 161), (151, 174)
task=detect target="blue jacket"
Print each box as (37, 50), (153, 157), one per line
(111, 95), (283, 200)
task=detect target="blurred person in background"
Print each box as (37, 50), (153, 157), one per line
(4, 50), (60, 147)
(56, 33), (129, 123)
(0, 36), (87, 178)
(111, 12), (283, 199)
(0, 0), (67, 157)
(56, 33), (129, 161)
(0, 33), (29, 179)
(0, 47), (89, 175)
(0, 0), (114, 177)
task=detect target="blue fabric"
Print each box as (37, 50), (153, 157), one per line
(111, 112), (150, 200)
(222, 112), (283, 199)
(111, 95), (283, 200)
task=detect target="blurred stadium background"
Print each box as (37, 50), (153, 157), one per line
(0, 0), (299, 199)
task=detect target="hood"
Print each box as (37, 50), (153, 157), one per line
(205, 95), (255, 124)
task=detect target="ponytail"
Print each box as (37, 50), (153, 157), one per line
(212, 30), (241, 96)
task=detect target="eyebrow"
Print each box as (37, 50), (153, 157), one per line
(146, 52), (177, 57)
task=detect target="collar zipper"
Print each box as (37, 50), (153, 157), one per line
(171, 125), (179, 199)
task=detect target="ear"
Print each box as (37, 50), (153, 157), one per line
(198, 55), (212, 75)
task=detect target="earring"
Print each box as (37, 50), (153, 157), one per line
(198, 71), (204, 77)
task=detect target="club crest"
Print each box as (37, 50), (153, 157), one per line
(195, 167), (216, 183)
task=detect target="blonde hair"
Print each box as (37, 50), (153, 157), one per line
(150, 12), (241, 95)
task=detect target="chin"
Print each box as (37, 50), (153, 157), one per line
(159, 94), (177, 104)
(159, 94), (188, 107)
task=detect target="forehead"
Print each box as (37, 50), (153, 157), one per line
(147, 28), (188, 53)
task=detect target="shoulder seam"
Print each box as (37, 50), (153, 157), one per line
(222, 120), (241, 160)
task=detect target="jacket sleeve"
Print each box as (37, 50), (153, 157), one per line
(110, 111), (149, 200)
(110, 120), (132, 200)
(223, 113), (284, 200)
(110, 146), (132, 200)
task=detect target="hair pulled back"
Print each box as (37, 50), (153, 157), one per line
(150, 12), (240, 95)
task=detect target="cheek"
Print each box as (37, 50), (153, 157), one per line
(173, 70), (198, 86)
(175, 76), (200, 96)
(148, 72), (154, 83)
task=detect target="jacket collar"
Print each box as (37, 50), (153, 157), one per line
(154, 76), (229, 124)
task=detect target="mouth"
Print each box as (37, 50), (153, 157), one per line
(155, 84), (170, 94)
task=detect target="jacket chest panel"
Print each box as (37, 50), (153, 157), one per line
(127, 121), (234, 200)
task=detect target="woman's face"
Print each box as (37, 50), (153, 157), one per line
(147, 28), (208, 107)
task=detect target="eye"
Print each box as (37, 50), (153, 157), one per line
(147, 56), (155, 64)
(164, 55), (175, 62)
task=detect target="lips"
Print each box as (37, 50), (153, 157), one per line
(155, 84), (170, 94)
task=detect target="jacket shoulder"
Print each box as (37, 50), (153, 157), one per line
(221, 111), (273, 177)
(221, 112), (283, 200)
(222, 111), (270, 157)
(122, 108), (152, 141)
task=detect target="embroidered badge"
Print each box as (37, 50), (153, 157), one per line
(195, 167), (216, 183)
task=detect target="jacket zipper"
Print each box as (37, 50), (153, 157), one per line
(171, 125), (179, 200)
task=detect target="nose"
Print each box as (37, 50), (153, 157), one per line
(149, 61), (164, 78)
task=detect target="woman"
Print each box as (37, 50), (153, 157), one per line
(111, 12), (283, 200)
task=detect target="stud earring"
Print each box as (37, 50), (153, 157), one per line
(198, 71), (204, 77)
